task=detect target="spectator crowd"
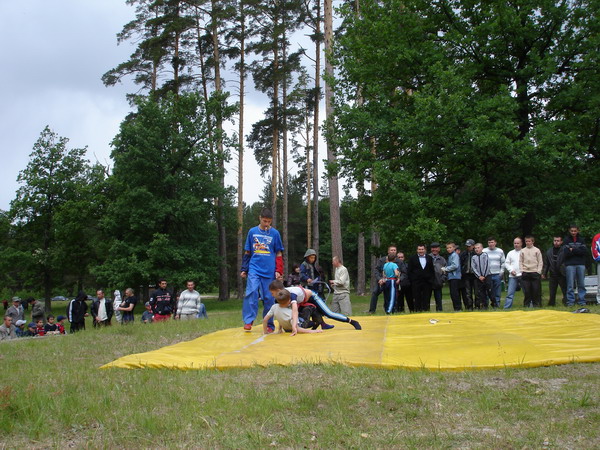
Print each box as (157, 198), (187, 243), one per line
(0, 279), (208, 341)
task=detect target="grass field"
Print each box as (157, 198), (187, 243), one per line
(1, 285), (599, 448)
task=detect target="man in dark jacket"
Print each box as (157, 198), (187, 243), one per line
(91, 289), (114, 326)
(395, 252), (413, 313)
(459, 239), (476, 310)
(543, 235), (567, 306)
(563, 225), (587, 306)
(149, 279), (174, 322)
(67, 291), (88, 333)
(408, 244), (435, 312)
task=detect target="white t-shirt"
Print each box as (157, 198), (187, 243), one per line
(266, 303), (294, 330)
(504, 249), (522, 278)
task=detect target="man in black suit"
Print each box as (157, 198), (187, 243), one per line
(408, 244), (436, 312)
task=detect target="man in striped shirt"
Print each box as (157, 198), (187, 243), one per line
(483, 238), (506, 308)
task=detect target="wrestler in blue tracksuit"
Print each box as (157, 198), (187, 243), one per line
(382, 260), (399, 314)
(241, 223), (284, 329)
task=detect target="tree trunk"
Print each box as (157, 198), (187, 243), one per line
(370, 230), (380, 292)
(212, 0), (229, 300)
(324, 0), (342, 260)
(236, 3), (246, 299)
(357, 231), (366, 295)
(272, 46), (280, 223)
(282, 37), (289, 275)
(311, 0), (321, 253)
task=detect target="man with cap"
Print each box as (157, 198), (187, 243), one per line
(6, 297), (24, 323)
(0, 315), (17, 340)
(459, 240), (476, 310)
(429, 243), (447, 311)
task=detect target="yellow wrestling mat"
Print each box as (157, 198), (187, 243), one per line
(101, 310), (600, 371)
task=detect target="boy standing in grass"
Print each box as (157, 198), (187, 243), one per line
(520, 236), (543, 307)
(240, 208), (284, 332)
(141, 302), (154, 323)
(382, 254), (400, 314)
(263, 289), (322, 336)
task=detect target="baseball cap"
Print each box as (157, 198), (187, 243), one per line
(465, 239), (475, 246)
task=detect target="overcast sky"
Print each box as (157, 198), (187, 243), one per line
(0, 0), (282, 212)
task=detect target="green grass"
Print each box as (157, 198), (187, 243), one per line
(1, 285), (599, 448)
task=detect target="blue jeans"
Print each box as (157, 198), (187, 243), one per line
(504, 276), (520, 309)
(566, 265), (586, 306)
(489, 274), (502, 307)
(243, 273), (275, 328)
(196, 303), (208, 319)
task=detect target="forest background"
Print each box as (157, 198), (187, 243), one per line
(1, 0), (599, 313)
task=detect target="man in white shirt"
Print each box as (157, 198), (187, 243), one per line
(503, 237), (523, 309)
(483, 238), (506, 308)
(329, 256), (352, 315)
(92, 290), (113, 327)
(176, 280), (204, 320)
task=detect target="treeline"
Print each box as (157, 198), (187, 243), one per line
(2, 0), (600, 309)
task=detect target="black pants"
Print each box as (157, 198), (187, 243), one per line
(547, 272), (567, 306)
(460, 274), (475, 310)
(299, 304), (323, 327)
(448, 279), (461, 311)
(70, 320), (85, 333)
(395, 284), (414, 312)
(431, 287), (443, 311)
(369, 283), (385, 313)
(475, 276), (491, 309)
(412, 281), (432, 312)
(522, 272), (542, 307)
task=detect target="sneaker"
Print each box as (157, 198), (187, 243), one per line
(322, 323), (335, 330)
(243, 323), (252, 331)
(349, 319), (362, 330)
(266, 327), (275, 334)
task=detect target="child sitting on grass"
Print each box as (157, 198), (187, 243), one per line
(56, 315), (67, 334)
(44, 315), (60, 335)
(35, 319), (46, 336)
(25, 322), (37, 337)
(263, 289), (322, 336)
